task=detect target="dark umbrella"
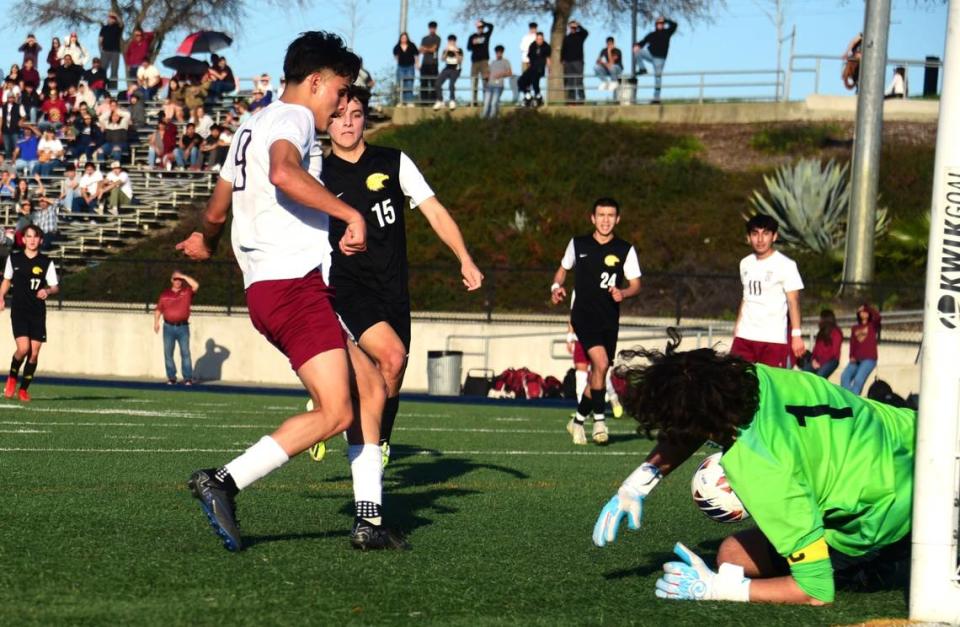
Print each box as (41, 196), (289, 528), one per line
(161, 56), (210, 76)
(177, 31), (233, 55)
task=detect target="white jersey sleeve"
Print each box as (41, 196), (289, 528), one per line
(399, 152), (434, 208)
(45, 261), (58, 287)
(560, 239), (576, 270)
(3, 256), (12, 280)
(623, 246), (641, 280)
(782, 257), (804, 292)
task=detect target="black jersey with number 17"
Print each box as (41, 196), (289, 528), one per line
(564, 234), (641, 328)
(4, 251), (57, 316)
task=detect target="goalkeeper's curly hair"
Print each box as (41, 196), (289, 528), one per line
(615, 329), (760, 446)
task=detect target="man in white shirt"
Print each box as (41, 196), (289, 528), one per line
(73, 162), (103, 215)
(177, 31), (406, 553)
(517, 21), (537, 102)
(99, 161), (133, 215)
(731, 214), (805, 368)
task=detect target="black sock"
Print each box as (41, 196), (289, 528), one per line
(20, 361), (37, 390)
(355, 500), (382, 525)
(9, 355), (23, 379)
(591, 388), (606, 419)
(380, 395), (401, 445)
(213, 467), (239, 496)
(575, 393), (592, 423)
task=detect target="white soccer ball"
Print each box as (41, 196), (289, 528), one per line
(691, 452), (750, 523)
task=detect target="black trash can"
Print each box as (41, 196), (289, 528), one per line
(924, 56), (940, 97)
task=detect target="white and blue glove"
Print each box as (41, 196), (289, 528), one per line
(592, 463), (661, 547)
(655, 542), (751, 602)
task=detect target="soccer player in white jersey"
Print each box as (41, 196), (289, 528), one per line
(731, 214), (805, 368)
(176, 31), (406, 552)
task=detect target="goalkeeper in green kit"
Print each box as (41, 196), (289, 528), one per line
(592, 338), (915, 605)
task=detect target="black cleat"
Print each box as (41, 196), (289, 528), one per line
(350, 519), (410, 551)
(187, 469), (242, 552)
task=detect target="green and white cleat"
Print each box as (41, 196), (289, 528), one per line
(611, 401), (624, 419)
(592, 420), (609, 445)
(308, 440), (326, 462)
(381, 442), (391, 468)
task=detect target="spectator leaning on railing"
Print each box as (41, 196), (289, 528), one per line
(595, 37), (624, 94)
(633, 16), (677, 104)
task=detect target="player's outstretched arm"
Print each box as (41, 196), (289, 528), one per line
(418, 196), (483, 290)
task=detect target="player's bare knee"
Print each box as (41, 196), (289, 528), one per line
(716, 535), (748, 569)
(380, 349), (406, 385)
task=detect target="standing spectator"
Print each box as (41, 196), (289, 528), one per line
(21, 59), (40, 90)
(801, 309), (843, 379)
(99, 161), (133, 215)
(14, 126), (40, 175)
(433, 35), (463, 110)
(59, 33), (89, 67)
(419, 21), (441, 103)
(99, 11), (123, 90)
(595, 37), (624, 93)
(518, 32), (551, 108)
(841, 303), (881, 395)
(30, 195), (58, 250)
(885, 66), (908, 99)
(55, 54), (83, 91)
(83, 58), (108, 98)
(174, 122), (201, 169)
(46, 37), (61, 72)
(153, 271), (198, 385)
(520, 22), (537, 72)
(73, 162), (102, 215)
(19, 34), (42, 67)
(393, 32), (418, 106)
(133, 58), (162, 99)
(198, 124), (228, 170)
(35, 129), (63, 176)
(633, 16), (677, 104)
(560, 19), (589, 103)
(467, 19), (494, 106)
(482, 45), (511, 119)
(58, 164), (79, 216)
(123, 27), (154, 83)
(731, 214), (805, 368)
(1, 93), (25, 157)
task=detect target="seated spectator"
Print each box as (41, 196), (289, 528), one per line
(14, 198), (33, 247)
(30, 194), (58, 249)
(6, 64), (21, 85)
(36, 128), (64, 175)
(99, 160), (133, 215)
(234, 99), (251, 124)
(128, 92), (147, 127)
(58, 163), (79, 216)
(98, 98), (131, 130)
(0, 153), (15, 176)
(59, 32), (89, 67)
(133, 58), (162, 100)
(39, 87), (68, 129)
(885, 66), (908, 99)
(46, 37), (61, 72)
(55, 54), (83, 91)
(166, 78), (188, 115)
(221, 110), (240, 132)
(199, 124), (229, 170)
(20, 84), (41, 124)
(40, 73), (57, 99)
(74, 80), (97, 111)
(248, 87), (272, 113)
(183, 80), (209, 111)
(146, 117), (176, 169)
(97, 110), (129, 162)
(83, 57), (108, 98)
(2, 78), (21, 104)
(801, 309), (843, 379)
(190, 105), (213, 139)
(254, 73), (274, 98)
(72, 162), (102, 215)
(174, 122), (201, 169)
(14, 127), (40, 176)
(20, 58), (40, 90)
(73, 111), (104, 162)
(1, 93), (26, 157)
(0, 170), (16, 198)
(205, 56), (236, 100)
(595, 37), (623, 92)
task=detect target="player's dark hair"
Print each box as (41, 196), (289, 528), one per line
(283, 31), (361, 85)
(616, 329), (759, 446)
(745, 214), (779, 234)
(593, 197), (620, 215)
(23, 224), (43, 238)
(347, 85), (370, 116)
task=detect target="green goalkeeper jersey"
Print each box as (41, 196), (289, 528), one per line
(719, 364), (915, 600)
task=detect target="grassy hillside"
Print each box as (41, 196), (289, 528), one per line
(65, 114), (934, 316)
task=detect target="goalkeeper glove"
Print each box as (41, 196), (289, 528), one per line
(592, 462), (661, 547)
(655, 542), (751, 602)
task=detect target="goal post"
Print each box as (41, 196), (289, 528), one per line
(910, 0), (960, 622)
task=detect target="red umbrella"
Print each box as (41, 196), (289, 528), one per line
(176, 31), (233, 55)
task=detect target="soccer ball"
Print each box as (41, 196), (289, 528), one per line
(690, 453), (750, 523)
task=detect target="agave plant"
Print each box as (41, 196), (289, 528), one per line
(748, 158), (888, 255)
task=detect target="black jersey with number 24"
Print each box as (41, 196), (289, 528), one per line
(568, 234), (638, 328)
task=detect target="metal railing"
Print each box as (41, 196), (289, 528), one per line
(785, 53), (942, 100)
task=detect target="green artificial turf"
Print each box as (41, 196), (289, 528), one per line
(0, 384), (908, 625)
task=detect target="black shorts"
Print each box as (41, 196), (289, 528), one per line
(334, 289), (411, 351)
(11, 308), (46, 342)
(571, 319), (618, 363)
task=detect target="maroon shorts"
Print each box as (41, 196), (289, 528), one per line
(245, 271), (346, 371)
(730, 337), (789, 368)
(572, 341), (589, 366)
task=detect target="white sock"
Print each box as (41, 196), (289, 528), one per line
(575, 369), (588, 402)
(605, 370), (619, 405)
(349, 444), (383, 523)
(224, 435), (289, 490)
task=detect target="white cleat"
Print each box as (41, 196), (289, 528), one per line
(448, 100), (457, 110)
(592, 420), (609, 445)
(433, 101), (443, 110)
(567, 418), (587, 445)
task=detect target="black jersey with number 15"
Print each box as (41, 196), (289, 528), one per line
(570, 234), (636, 327)
(322, 145), (411, 303)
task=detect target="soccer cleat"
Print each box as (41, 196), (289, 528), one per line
(4, 376), (16, 398)
(432, 101), (443, 110)
(592, 420), (609, 445)
(17, 388), (31, 403)
(381, 442), (391, 468)
(611, 401), (624, 419)
(448, 100), (456, 110)
(308, 440), (326, 462)
(567, 418), (587, 445)
(350, 519), (409, 551)
(187, 469), (242, 552)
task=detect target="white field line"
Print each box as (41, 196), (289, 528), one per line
(0, 446), (676, 457)
(0, 429), (50, 433)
